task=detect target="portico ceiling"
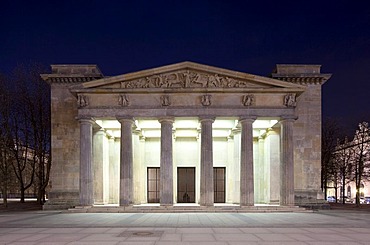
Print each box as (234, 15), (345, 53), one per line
(95, 118), (279, 139)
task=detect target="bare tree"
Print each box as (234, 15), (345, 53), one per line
(321, 118), (342, 200)
(8, 90), (36, 203)
(23, 65), (51, 204)
(0, 64), (51, 204)
(0, 74), (13, 207)
(333, 137), (354, 204)
(6, 64), (51, 204)
(351, 122), (370, 206)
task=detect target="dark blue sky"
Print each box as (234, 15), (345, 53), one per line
(1, 0), (370, 132)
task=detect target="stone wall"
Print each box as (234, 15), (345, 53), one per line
(293, 84), (325, 204)
(44, 84), (80, 209)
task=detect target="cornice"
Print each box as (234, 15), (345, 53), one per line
(271, 74), (332, 85)
(41, 74), (103, 84)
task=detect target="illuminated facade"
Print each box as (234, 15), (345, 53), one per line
(41, 62), (331, 209)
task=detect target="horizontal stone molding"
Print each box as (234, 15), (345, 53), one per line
(279, 115), (298, 121)
(78, 107), (295, 119)
(42, 76), (102, 84)
(70, 87), (305, 94)
(273, 76), (331, 85)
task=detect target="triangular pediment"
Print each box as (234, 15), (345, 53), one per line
(71, 62), (305, 91)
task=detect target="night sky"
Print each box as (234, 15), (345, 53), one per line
(1, 0), (370, 133)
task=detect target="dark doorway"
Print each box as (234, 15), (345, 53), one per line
(214, 167), (225, 203)
(147, 167), (160, 203)
(177, 167), (195, 203)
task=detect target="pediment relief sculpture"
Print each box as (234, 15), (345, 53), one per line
(120, 70), (272, 89)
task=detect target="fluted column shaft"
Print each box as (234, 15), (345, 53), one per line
(79, 118), (94, 206)
(240, 117), (256, 206)
(200, 117), (214, 206)
(118, 118), (134, 206)
(159, 118), (174, 205)
(280, 118), (295, 206)
(93, 129), (105, 204)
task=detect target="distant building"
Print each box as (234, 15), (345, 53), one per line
(327, 131), (370, 202)
(41, 62), (331, 210)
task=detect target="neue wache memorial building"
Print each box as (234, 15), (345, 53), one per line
(41, 62), (331, 211)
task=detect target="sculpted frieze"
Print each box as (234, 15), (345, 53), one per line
(77, 94), (88, 108)
(161, 95), (171, 106)
(242, 94), (255, 106)
(201, 95), (212, 106)
(120, 70), (267, 89)
(118, 94), (130, 107)
(284, 93), (297, 107)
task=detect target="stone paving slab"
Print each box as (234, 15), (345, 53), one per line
(0, 210), (370, 244)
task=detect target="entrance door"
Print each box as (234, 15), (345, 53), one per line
(147, 167), (160, 203)
(177, 167), (195, 203)
(214, 167), (225, 203)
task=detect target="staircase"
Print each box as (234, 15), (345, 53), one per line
(68, 204), (310, 213)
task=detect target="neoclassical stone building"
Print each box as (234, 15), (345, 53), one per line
(41, 62), (331, 210)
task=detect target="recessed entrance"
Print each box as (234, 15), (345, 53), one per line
(214, 167), (225, 203)
(177, 167), (195, 203)
(147, 167), (160, 203)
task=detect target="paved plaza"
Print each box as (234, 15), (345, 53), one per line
(1, 209), (370, 244)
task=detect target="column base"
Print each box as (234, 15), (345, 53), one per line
(294, 189), (327, 205)
(200, 204), (214, 207)
(160, 203), (173, 207)
(240, 204), (255, 207)
(119, 204), (133, 207)
(43, 190), (79, 210)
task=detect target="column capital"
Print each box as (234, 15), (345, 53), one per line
(158, 117), (174, 124)
(279, 115), (298, 122)
(199, 117), (215, 123)
(117, 117), (134, 124)
(77, 117), (95, 124)
(239, 116), (257, 124)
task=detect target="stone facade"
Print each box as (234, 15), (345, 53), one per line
(42, 62), (331, 209)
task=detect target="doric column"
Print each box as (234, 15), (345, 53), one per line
(240, 117), (256, 206)
(280, 117), (295, 206)
(108, 136), (119, 204)
(93, 128), (105, 204)
(79, 118), (94, 206)
(256, 136), (265, 203)
(159, 117), (174, 205)
(200, 117), (215, 206)
(118, 118), (134, 206)
(231, 127), (242, 204)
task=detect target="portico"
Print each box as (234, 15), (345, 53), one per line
(78, 116), (290, 207)
(42, 62), (331, 210)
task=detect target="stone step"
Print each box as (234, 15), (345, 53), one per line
(68, 205), (311, 213)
